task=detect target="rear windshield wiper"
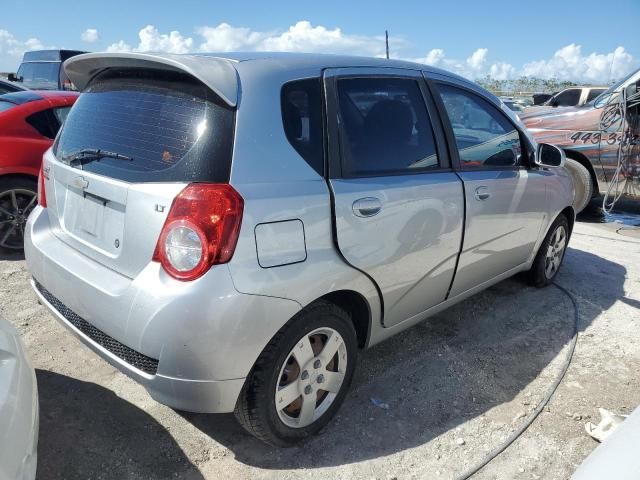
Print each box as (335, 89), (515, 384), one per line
(63, 148), (133, 166)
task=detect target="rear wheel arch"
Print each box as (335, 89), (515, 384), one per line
(0, 172), (38, 184)
(315, 290), (371, 349)
(562, 148), (599, 196)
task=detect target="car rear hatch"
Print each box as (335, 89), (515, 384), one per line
(43, 53), (238, 279)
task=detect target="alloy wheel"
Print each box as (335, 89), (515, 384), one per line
(275, 327), (348, 428)
(544, 225), (567, 279)
(0, 188), (37, 250)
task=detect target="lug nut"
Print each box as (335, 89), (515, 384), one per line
(316, 374), (324, 384)
(313, 359), (321, 369)
(304, 385), (312, 395)
(300, 370), (309, 380)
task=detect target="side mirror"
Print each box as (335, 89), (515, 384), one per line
(535, 143), (565, 168)
(550, 99), (559, 107)
(7, 73), (18, 82)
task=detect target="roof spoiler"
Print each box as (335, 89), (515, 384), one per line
(63, 52), (239, 107)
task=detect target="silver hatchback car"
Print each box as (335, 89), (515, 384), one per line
(25, 52), (573, 446)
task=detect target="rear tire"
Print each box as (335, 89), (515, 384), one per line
(565, 158), (593, 214)
(234, 302), (357, 447)
(527, 214), (569, 287)
(0, 177), (38, 252)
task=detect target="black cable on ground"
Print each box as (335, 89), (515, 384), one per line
(454, 283), (579, 480)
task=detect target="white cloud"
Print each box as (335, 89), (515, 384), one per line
(105, 40), (132, 53)
(197, 23), (267, 52)
(466, 48), (488, 70)
(420, 48), (445, 66)
(81, 28), (99, 43)
(106, 25), (193, 54)
(489, 62), (517, 81)
(99, 23), (639, 85)
(521, 44), (634, 83)
(0, 29), (50, 70)
(255, 21), (397, 57)
(107, 21), (405, 59)
(411, 44), (636, 83)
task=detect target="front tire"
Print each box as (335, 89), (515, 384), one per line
(234, 302), (358, 446)
(527, 214), (569, 287)
(565, 158), (593, 214)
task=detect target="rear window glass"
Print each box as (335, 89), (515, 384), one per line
(0, 101), (15, 113)
(53, 70), (236, 183)
(26, 110), (58, 139)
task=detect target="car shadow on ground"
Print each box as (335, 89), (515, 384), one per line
(36, 370), (204, 480)
(180, 246), (625, 470)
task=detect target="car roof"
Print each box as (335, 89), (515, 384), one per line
(0, 90), (79, 111)
(65, 51), (471, 108)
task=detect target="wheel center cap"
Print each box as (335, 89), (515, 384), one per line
(301, 359), (324, 390)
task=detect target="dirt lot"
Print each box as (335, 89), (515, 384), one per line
(1, 213), (639, 480)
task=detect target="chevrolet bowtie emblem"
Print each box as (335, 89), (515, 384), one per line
(71, 176), (89, 189)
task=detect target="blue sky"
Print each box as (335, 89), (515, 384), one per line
(2, 0), (638, 82)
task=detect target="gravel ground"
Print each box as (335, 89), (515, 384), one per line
(1, 213), (639, 480)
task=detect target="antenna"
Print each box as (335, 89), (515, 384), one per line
(385, 30), (389, 59)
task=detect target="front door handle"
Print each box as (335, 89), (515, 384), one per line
(352, 197), (382, 217)
(474, 186), (491, 201)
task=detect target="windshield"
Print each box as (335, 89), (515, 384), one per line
(593, 67), (640, 107)
(16, 62), (60, 89)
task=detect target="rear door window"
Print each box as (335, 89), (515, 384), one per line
(53, 70), (236, 183)
(553, 89), (581, 107)
(437, 84), (522, 168)
(336, 77), (439, 176)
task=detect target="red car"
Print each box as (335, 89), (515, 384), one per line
(0, 90), (78, 250)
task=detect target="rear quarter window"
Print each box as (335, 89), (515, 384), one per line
(281, 79), (324, 176)
(53, 70), (236, 183)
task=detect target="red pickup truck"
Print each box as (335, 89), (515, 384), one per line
(521, 69), (640, 213)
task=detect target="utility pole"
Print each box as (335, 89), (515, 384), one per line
(385, 30), (390, 59)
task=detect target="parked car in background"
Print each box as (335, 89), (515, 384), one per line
(8, 50), (87, 91)
(533, 92), (554, 105)
(0, 90), (78, 250)
(26, 52), (573, 447)
(526, 86), (607, 112)
(501, 98), (525, 114)
(0, 316), (38, 480)
(0, 78), (28, 95)
(521, 67), (640, 212)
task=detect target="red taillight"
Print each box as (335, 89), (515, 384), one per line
(152, 183), (244, 281)
(37, 165), (47, 207)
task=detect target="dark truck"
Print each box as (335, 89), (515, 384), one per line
(521, 69), (640, 213)
(8, 50), (87, 91)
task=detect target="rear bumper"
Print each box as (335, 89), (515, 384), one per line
(25, 206), (301, 413)
(30, 280), (244, 412)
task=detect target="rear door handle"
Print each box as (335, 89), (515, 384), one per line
(352, 197), (382, 217)
(474, 186), (491, 201)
